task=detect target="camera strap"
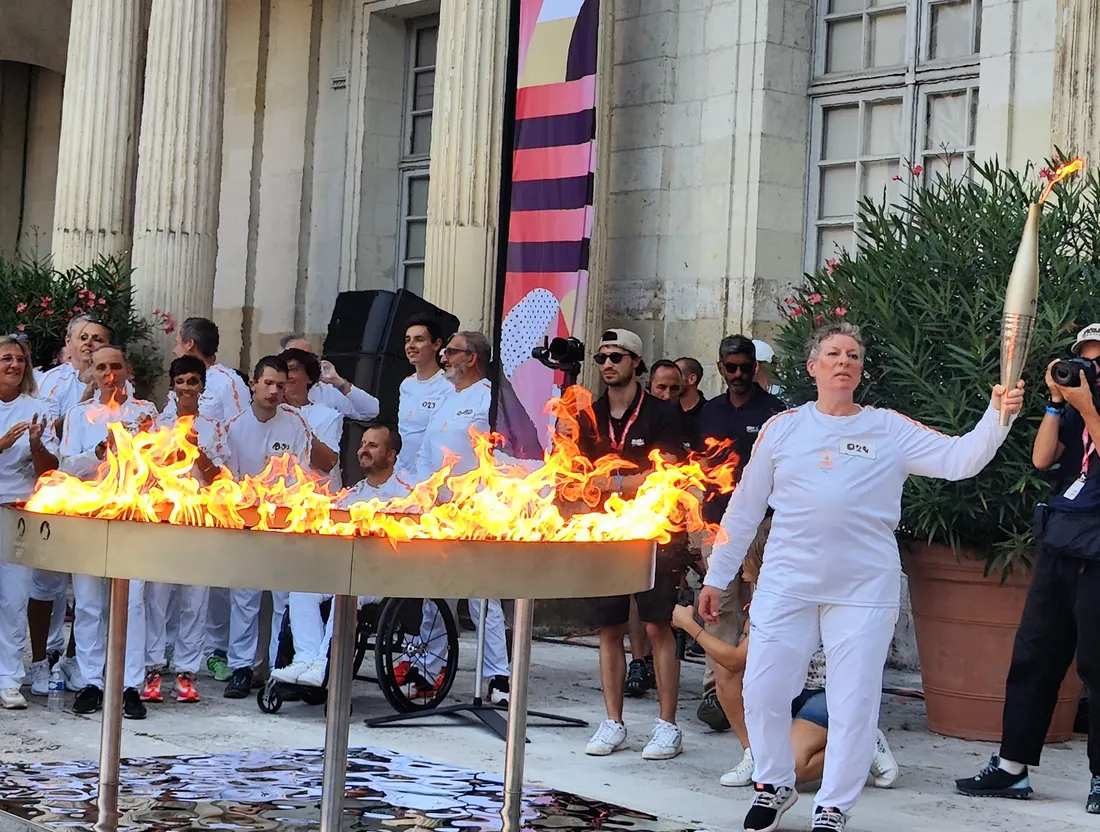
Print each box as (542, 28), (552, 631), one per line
(1066, 426), (1097, 500)
(607, 389), (645, 452)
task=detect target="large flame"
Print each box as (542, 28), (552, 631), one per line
(25, 388), (739, 544)
(1039, 157), (1085, 205)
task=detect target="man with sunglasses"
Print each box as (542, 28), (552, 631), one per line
(695, 335), (786, 765)
(957, 324), (1100, 813)
(580, 329), (689, 761)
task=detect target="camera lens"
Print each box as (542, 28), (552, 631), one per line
(1052, 358), (1085, 387)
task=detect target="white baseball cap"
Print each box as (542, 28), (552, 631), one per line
(752, 339), (776, 363)
(1072, 324), (1100, 355)
(599, 328), (647, 374)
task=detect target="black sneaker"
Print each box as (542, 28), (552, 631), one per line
(73, 685), (103, 715)
(488, 676), (510, 706)
(743, 783), (796, 832)
(624, 658), (649, 697)
(697, 689), (731, 731)
(811, 806), (846, 831)
(954, 754), (1033, 799)
(1087, 775), (1100, 814)
(223, 667), (253, 699)
(122, 687), (146, 720)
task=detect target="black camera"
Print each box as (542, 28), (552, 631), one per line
(532, 336), (585, 387)
(1051, 357), (1099, 388)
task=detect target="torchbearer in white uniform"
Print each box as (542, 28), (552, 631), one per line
(0, 334), (59, 710)
(700, 322), (1026, 832)
(411, 331), (511, 705)
(141, 356), (230, 705)
(280, 335), (381, 421)
(274, 424), (412, 687)
(396, 316), (453, 476)
(220, 356), (312, 699)
(59, 345), (159, 721)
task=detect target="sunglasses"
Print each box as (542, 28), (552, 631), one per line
(440, 347), (473, 358)
(722, 360), (755, 376)
(7, 333), (28, 343)
(594, 352), (631, 365)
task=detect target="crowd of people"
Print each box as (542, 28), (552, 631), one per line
(2, 305), (1098, 832)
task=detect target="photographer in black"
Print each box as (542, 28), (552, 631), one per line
(956, 324), (1100, 813)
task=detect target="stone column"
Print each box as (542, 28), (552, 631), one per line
(50, 0), (145, 270)
(130, 0), (227, 358)
(422, 0), (510, 334)
(1052, 0), (1100, 160)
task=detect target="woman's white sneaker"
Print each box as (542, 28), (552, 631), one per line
(585, 719), (627, 756)
(870, 728), (899, 787)
(721, 747), (755, 786)
(0, 688), (27, 709)
(641, 718), (683, 760)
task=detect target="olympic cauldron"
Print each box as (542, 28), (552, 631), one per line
(1, 408), (734, 832)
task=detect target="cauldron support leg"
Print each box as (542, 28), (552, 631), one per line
(96, 577), (129, 832)
(320, 593), (357, 832)
(501, 597), (534, 832)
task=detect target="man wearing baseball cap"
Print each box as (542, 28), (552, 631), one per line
(751, 339), (783, 398)
(576, 328), (689, 761)
(956, 323), (1100, 812)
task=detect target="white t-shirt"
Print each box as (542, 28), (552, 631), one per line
(161, 362), (250, 423)
(705, 403), (1013, 607)
(223, 404), (311, 478)
(0, 395), (59, 503)
(297, 401), (344, 490)
(397, 371), (454, 474)
(309, 381), (380, 422)
(159, 412), (230, 470)
(412, 378), (491, 484)
(60, 396), (160, 479)
(336, 472), (413, 509)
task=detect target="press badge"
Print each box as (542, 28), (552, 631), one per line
(1065, 476), (1087, 501)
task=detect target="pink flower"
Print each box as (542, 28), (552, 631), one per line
(912, 165), (924, 176)
(1040, 168), (1052, 181)
(835, 306), (848, 317)
(826, 258), (837, 276)
(16, 324), (25, 332)
(153, 308), (162, 315)
(809, 293), (823, 304)
(790, 305), (804, 319)
(892, 175), (901, 181)
(784, 296), (796, 306)
(98, 298), (106, 306)
(15, 302), (25, 313)
(814, 314), (825, 325)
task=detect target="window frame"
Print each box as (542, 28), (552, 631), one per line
(397, 169), (430, 294)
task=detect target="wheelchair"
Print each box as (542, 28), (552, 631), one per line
(257, 596), (460, 715)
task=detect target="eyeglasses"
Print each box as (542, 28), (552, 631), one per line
(7, 333), (28, 343)
(722, 360), (755, 376)
(594, 352), (630, 365)
(440, 347), (473, 358)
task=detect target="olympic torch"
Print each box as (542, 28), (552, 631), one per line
(999, 158), (1085, 425)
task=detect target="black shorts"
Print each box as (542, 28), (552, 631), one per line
(587, 567), (682, 628)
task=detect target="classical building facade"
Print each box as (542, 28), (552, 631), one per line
(0, 0), (1091, 392)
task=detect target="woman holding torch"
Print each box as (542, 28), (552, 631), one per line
(699, 322), (1025, 832)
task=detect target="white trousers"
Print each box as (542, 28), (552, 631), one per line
(30, 568), (69, 655)
(0, 563), (29, 688)
(744, 589), (896, 814)
(72, 575), (147, 690)
(287, 592), (336, 666)
(145, 583), (209, 674)
(423, 599), (509, 678)
(205, 586), (230, 656)
(228, 589), (262, 671)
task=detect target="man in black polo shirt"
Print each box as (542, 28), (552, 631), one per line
(695, 335), (786, 766)
(578, 329), (688, 762)
(675, 356), (707, 441)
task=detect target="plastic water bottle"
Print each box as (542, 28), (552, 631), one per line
(47, 666), (63, 713)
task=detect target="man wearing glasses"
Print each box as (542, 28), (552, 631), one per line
(695, 335), (786, 775)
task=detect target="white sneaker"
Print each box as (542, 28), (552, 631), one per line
(28, 660), (50, 697)
(296, 661), (327, 688)
(59, 656), (86, 692)
(0, 688), (27, 709)
(720, 747), (755, 786)
(271, 660), (310, 684)
(641, 717), (683, 760)
(870, 728), (899, 788)
(585, 719), (627, 756)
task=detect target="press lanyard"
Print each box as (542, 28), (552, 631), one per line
(608, 391), (645, 452)
(1082, 425), (1095, 478)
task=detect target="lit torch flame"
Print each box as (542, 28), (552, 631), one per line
(25, 389), (740, 544)
(1039, 157), (1085, 205)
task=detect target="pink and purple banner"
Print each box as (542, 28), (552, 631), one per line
(494, 0), (600, 456)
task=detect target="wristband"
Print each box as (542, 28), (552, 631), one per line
(1046, 399), (1065, 411)
(1046, 405), (1064, 417)
(613, 474), (623, 491)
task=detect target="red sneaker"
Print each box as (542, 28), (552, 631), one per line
(392, 660), (411, 686)
(407, 668), (445, 700)
(140, 670), (163, 703)
(173, 673), (200, 703)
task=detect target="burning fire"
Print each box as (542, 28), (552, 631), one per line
(24, 388), (738, 544)
(1039, 157), (1085, 205)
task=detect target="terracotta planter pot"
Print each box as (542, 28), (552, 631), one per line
(902, 542), (1082, 742)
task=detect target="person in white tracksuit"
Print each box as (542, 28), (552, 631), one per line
(59, 344), (159, 720)
(0, 334), (60, 710)
(699, 322), (1025, 832)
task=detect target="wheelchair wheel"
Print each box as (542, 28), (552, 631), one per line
(375, 598), (458, 713)
(300, 688), (327, 707)
(353, 604), (374, 678)
(257, 681), (283, 714)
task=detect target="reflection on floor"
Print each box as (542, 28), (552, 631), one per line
(0, 746), (693, 831)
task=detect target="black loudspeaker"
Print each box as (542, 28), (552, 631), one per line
(379, 289), (461, 357)
(321, 290), (396, 355)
